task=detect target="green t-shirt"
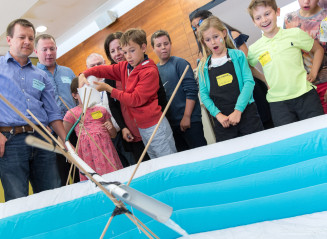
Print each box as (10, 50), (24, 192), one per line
(248, 28), (314, 102)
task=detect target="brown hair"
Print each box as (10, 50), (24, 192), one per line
(7, 19), (35, 37)
(150, 30), (171, 48)
(35, 34), (56, 48)
(70, 77), (79, 94)
(248, 0), (278, 20)
(120, 28), (147, 47)
(104, 31), (123, 64)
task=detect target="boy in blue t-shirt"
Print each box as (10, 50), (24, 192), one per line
(151, 30), (207, 152)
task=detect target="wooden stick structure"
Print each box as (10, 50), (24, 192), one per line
(0, 93), (158, 239)
(63, 87), (163, 238)
(66, 163), (74, 185)
(100, 215), (114, 239)
(127, 65), (189, 186)
(27, 109), (65, 149)
(0, 94), (56, 146)
(25, 136), (62, 153)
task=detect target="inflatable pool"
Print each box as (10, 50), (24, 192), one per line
(1, 115), (327, 238)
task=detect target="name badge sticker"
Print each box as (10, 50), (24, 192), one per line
(216, 73), (233, 87)
(91, 110), (103, 119)
(32, 79), (45, 91)
(258, 51), (272, 67)
(61, 76), (72, 84)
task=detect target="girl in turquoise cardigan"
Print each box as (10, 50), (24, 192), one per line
(197, 16), (263, 142)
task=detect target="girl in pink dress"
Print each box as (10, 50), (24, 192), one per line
(63, 78), (123, 181)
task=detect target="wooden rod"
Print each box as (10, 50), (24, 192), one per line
(127, 65), (189, 186)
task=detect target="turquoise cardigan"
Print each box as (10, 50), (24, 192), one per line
(198, 48), (255, 117)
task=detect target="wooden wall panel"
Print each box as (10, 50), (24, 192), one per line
(57, 0), (211, 75)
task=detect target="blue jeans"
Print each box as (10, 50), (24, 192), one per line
(0, 132), (61, 201)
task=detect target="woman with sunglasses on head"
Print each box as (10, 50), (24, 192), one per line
(190, 10), (249, 55)
(190, 10), (274, 129)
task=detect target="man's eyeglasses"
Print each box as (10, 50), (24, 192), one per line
(191, 19), (203, 31)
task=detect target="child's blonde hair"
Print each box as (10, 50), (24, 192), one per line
(197, 16), (235, 83)
(248, 0), (278, 20)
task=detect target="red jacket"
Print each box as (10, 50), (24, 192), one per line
(83, 59), (162, 129)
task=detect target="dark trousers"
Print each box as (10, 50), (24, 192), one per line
(112, 131), (136, 167)
(253, 77), (274, 129)
(57, 131), (80, 186)
(269, 89), (324, 127)
(123, 140), (150, 163)
(214, 103), (264, 142)
(171, 121), (207, 152)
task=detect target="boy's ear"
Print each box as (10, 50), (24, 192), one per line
(277, 7), (280, 17)
(141, 43), (147, 53)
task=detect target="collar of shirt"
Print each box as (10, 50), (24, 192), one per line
(5, 52), (32, 68)
(127, 54), (149, 71)
(37, 62), (58, 73)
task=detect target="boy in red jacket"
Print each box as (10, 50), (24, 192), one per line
(79, 28), (176, 159)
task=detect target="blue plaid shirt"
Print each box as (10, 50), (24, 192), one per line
(37, 63), (76, 117)
(0, 52), (62, 127)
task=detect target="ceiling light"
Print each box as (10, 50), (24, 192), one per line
(36, 26), (47, 33)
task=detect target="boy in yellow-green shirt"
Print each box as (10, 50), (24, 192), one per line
(247, 0), (324, 126)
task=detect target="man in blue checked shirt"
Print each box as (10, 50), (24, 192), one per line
(35, 34), (79, 185)
(0, 19), (66, 201)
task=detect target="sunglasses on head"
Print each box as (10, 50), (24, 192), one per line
(192, 19), (203, 31)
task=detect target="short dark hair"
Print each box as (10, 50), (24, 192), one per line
(190, 9), (241, 34)
(104, 31), (123, 64)
(70, 77), (79, 94)
(7, 19), (35, 37)
(190, 10), (213, 22)
(150, 30), (171, 48)
(120, 28), (147, 47)
(35, 34), (56, 48)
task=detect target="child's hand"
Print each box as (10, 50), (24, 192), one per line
(228, 110), (242, 126)
(216, 113), (230, 128)
(122, 128), (134, 142)
(78, 74), (89, 87)
(103, 121), (113, 131)
(94, 81), (113, 93)
(307, 73), (317, 83)
(180, 115), (191, 132)
(324, 90), (327, 103)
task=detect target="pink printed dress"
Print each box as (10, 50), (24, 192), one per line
(64, 105), (123, 181)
